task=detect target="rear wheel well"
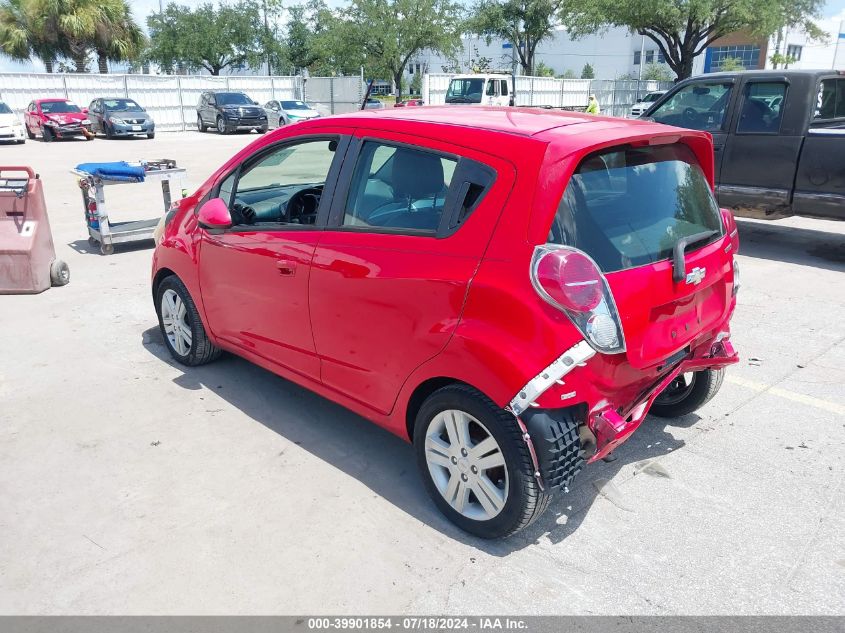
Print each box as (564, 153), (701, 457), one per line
(405, 377), (475, 441)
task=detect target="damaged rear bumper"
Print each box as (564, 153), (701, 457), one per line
(510, 337), (738, 491)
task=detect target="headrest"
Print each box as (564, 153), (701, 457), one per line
(391, 149), (444, 199)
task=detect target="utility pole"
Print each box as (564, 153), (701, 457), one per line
(263, 0), (272, 76)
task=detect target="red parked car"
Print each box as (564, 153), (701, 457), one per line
(24, 98), (93, 142)
(394, 99), (424, 107)
(151, 107), (739, 538)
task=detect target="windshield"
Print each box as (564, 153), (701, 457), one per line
(103, 98), (142, 111)
(281, 100), (309, 110)
(217, 93), (253, 106)
(0, 102), (11, 114)
(446, 78), (484, 103)
(549, 144), (722, 273)
(648, 82), (732, 131)
(41, 101), (81, 114)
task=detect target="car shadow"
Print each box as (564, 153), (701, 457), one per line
(141, 325), (694, 555)
(67, 238), (155, 255)
(736, 218), (845, 272)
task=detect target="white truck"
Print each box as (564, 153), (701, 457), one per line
(444, 74), (514, 106)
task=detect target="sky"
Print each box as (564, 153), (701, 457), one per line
(1, 0), (844, 73)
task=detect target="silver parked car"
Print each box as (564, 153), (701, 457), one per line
(263, 100), (321, 128)
(363, 97), (385, 110)
(87, 97), (155, 139)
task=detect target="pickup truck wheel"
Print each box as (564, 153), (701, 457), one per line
(650, 368), (725, 418)
(155, 275), (221, 366)
(414, 384), (551, 538)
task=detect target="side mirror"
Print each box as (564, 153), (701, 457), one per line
(82, 108), (89, 114)
(197, 198), (232, 231)
(253, 100), (259, 105)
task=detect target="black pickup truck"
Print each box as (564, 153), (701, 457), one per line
(643, 70), (845, 221)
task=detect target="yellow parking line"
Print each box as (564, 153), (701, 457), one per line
(726, 375), (845, 416)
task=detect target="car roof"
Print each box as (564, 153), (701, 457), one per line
(690, 69), (841, 81)
(322, 105), (648, 138)
(34, 98), (70, 103)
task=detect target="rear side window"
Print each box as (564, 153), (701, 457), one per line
(813, 78), (845, 121)
(343, 141), (457, 233)
(737, 82), (787, 134)
(549, 144), (722, 273)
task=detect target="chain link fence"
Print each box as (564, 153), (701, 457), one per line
(424, 73), (672, 118)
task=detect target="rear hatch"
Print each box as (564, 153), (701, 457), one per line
(548, 142), (731, 369)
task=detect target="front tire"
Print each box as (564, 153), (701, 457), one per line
(216, 116), (227, 134)
(42, 127), (53, 142)
(155, 275), (221, 366)
(650, 368), (726, 418)
(414, 384), (551, 539)
(197, 115), (206, 132)
(147, 132), (155, 139)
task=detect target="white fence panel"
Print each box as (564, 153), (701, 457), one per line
(64, 74), (127, 112)
(561, 79), (591, 108)
(126, 75), (182, 131)
(422, 73), (455, 106)
(227, 76), (273, 107)
(0, 73), (65, 112)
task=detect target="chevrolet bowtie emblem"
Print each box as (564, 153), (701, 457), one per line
(685, 266), (706, 285)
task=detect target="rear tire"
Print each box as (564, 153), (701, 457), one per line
(650, 368), (726, 418)
(414, 384), (551, 539)
(155, 275), (221, 367)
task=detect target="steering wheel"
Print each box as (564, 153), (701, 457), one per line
(681, 107), (700, 126)
(285, 186), (323, 224)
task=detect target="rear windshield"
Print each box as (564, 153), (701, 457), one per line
(549, 144), (722, 273)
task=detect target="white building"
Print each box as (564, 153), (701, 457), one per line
(412, 11), (845, 82)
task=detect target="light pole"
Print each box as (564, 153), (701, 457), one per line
(263, 0), (272, 76)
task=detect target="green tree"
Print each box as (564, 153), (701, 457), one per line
(467, 0), (564, 75)
(146, 1), (264, 75)
(718, 57), (744, 71)
(641, 62), (674, 81)
(559, 68), (577, 78)
(409, 70), (422, 95)
(534, 60), (555, 76)
(333, 0), (462, 100)
(0, 0), (64, 72)
(580, 62), (594, 78)
(93, 0), (145, 73)
(562, 0), (827, 80)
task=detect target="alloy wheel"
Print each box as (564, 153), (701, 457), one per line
(160, 289), (192, 356)
(424, 409), (509, 521)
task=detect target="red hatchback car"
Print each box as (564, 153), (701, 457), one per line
(24, 98), (93, 142)
(394, 99), (424, 107)
(152, 107), (739, 538)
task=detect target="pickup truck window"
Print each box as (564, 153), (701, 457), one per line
(813, 78), (845, 121)
(737, 82), (786, 134)
(549, 144), (722, 273)
(649, 82), (733, 131)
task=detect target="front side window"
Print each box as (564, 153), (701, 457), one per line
(813, 78), (845, 121)
(500, 80), (509, 96)
(549, 144), (722, 273)
(486, 80), (497, 96)
(737, 82), (786, 134)
(649, 82), (733, 131)
(343, 141), (457, 233)
(226, 139), (338, 227)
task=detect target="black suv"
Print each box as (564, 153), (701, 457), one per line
(197, 91), (267, 135)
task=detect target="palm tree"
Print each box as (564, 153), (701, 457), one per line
(94, 0), (145, 73)
(35, 0), (143, 72)
(0, 0), (63, 72)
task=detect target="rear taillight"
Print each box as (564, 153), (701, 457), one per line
(531, 244), (625, 354)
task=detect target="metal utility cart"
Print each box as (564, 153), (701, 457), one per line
(72, 160), (186, 255)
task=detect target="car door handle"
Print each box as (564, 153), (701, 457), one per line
(276, 259), (297, 276)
